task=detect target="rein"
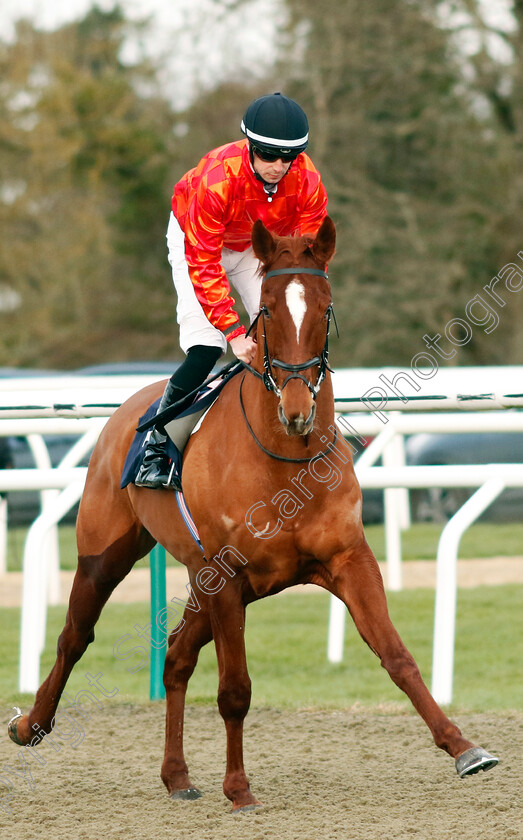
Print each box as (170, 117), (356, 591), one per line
(242, 266), (333, 400)
(239, 375), (337, 463)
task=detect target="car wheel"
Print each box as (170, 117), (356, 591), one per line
(411, 486), (472, 523)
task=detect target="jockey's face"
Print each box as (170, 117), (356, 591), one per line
(252, 151), (293, 184)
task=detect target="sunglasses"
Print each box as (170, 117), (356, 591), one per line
(252, 146), (298, 163)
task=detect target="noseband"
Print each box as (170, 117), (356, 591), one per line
(244, 267), (333, 399)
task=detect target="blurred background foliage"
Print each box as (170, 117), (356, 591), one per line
(0, 0), (522, 369)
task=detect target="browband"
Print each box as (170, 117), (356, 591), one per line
(264, 267), (328, 279)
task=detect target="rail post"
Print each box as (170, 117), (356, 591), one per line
(149, 544), (167, 700)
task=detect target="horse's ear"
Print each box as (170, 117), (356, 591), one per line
(252, 219), (277, 263)
(311, 216), (336, 265)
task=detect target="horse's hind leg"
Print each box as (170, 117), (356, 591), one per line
(9, 506), (153, 747)
(161, 602), (213, 800)
(327, 540), (498, 776)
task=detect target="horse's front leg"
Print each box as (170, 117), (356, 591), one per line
(209, 582), (260, 811)
(9, 525), (147, 746)
(161, 606), (213, 799)
(326, 538), (498, 777)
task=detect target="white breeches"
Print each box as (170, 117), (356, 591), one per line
(166, 212), (262, 354)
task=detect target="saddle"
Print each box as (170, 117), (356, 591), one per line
(120, 367), (240, 490)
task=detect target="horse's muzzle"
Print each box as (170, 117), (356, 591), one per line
(278, 402), (316, 436)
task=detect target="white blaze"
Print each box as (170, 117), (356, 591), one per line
(285, 280), (307, 343)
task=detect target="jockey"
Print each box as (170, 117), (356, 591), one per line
(135, 92), (328, 489)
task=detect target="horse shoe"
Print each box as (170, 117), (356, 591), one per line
(169, 787), (203, 801)
(7, 707), (24, 745)
(455, 747), (499, 777)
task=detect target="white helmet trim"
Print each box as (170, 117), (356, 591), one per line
(240, 120), (308, 148)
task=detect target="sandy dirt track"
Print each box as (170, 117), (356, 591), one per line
(2, 562), (521, 838)
(0, 704), (521, 840)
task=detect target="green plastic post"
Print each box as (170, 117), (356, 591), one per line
(149, 544), (167, 700)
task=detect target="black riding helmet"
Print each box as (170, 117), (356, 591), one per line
(241, 92), (309, 159)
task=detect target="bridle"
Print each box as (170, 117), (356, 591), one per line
(135, 265), (335, 443)
(242, 266), (335, 400)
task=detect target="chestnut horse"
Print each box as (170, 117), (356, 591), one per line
(9, 216), (497, 810)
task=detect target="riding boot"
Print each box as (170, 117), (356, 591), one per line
(134, 379), (186, 490)
(134, 344), (223, 491)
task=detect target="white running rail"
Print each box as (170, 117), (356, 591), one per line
(0, 369), (521, 703)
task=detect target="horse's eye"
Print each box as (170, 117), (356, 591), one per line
(260, 305), (270, 318)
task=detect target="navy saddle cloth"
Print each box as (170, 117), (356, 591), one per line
(120, 368), (239, 489)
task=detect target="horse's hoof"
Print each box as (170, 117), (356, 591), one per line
(233, 800), (263, 814)
(7, 708), (25, 746)
(232, 799), (263, 814)
(456, 747), (499, 778)
(170, 787), (202, 801)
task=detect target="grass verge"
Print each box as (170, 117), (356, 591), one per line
(1, 585), (521, 713)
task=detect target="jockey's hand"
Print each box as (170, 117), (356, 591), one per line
(230, 334), (257, 364)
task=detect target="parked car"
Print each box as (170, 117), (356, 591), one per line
(3, 433), (88, 526)
(1, 362), (180, 526)
(75, 362), (179, 377)
(6, 363), (521, 526)
(405, 431), (523, 522)
(346, 426), (523, 524)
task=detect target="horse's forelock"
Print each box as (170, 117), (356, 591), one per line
(261, 233), (317, 275)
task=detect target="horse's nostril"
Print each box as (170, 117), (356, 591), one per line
(306, 404), (316, 425)
(278, 405), (289, 426)
(278, 404), (316, 436)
